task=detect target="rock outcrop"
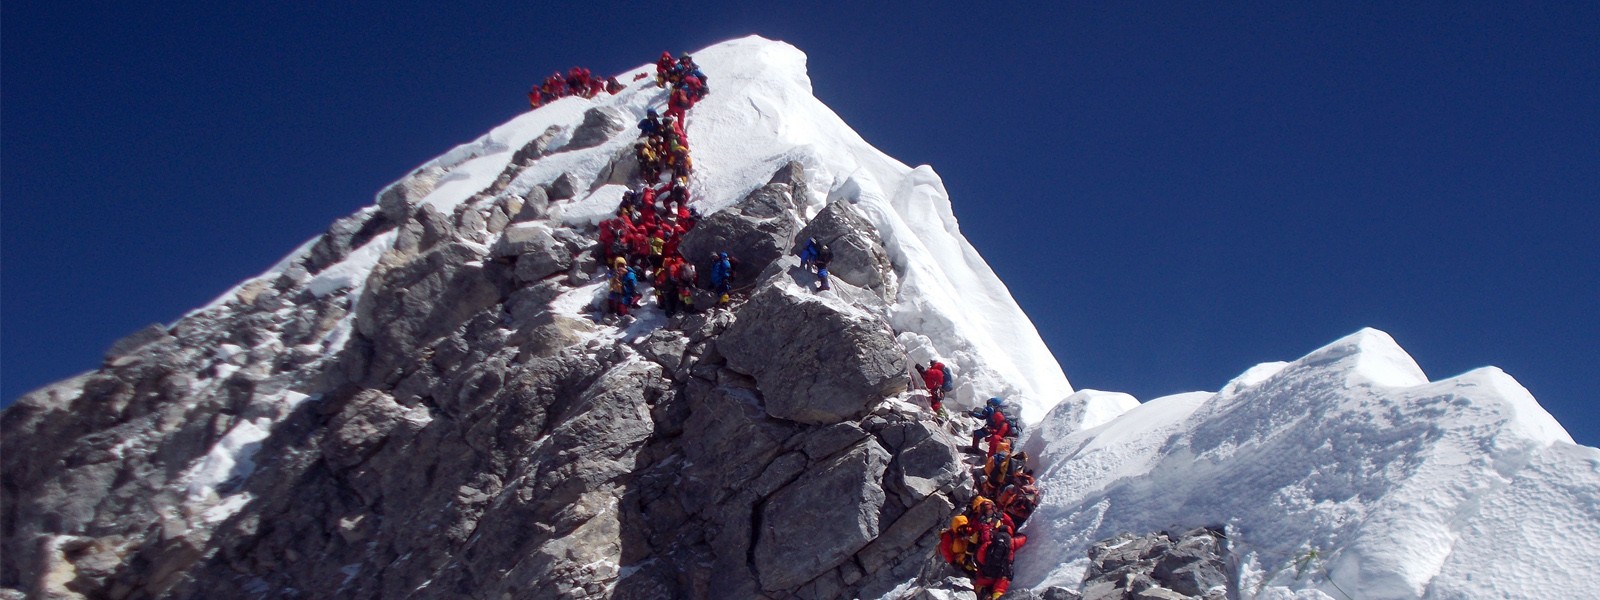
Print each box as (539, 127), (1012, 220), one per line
(719, 281), (908, 424)
(795, 200), (897, 300)
(678, 166), (806, 290)
(1078, 529), (1230, 600)
(2, 151), (972, 600)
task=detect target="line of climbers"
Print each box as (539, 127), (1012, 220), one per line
(566, 52), (734, 323)
(938, 396), (1040, 600)
(528, 66), (624, 109)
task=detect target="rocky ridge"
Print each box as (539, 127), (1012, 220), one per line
(3, 102), (982, 599)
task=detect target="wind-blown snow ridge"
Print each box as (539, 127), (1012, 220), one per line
(1019, 327), (1598, 599)
(229, 35), (1072, 423)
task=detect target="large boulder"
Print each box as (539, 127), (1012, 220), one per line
(678, 171), (805, 290)
(491, 224), (574, 283)
(795, 200), (896, 299)
(1081, 528), (1230, 600)
(565, 107), (629, 151)
(719, 281), (908, 424)
(754, 438), (891, 591)
(377, 164), (446, 224)
(304, 207), (391, 275)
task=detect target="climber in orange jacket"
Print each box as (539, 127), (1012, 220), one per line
(938, 515), (979, 574)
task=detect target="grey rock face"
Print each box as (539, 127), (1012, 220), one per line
(511, 186), (551, 223)
(754, 439), (890, 590)
(548, 173), (579, 202)
(1080, 528), (1230, 600)
(104, 324), (172, 362)
(353, 242), (504, 385)
(565, 107), (628, 151)
(377, 164), (446, 224)
(678, 175), (804, 289)
(796, 200), (897, 299)
(511, 126), (563, 167)
(719, 282), (908, 424)
(304, 208), (391, 275)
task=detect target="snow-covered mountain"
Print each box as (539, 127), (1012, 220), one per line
(1019, 328), (1600, 599)
(4, 34), (1597, 600)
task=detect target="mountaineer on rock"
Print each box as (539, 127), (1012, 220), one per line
(814, 244), (833, 291)
(939, 515), (979, 575)
(974, 528), (1027, 600)
(915, 361), (948, 417)
(608, 257), (637, 317)
(709, 252), (734, 306)
(799, 237), (819, 270)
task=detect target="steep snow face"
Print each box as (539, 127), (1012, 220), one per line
(679, 39), (1076, 422)
(231, 35), (1072, 422)
(1018, 328), (1598, 599)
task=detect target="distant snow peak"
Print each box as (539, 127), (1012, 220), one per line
(1020, 327), (1598, 599)
(1300, 327), (1428, 388)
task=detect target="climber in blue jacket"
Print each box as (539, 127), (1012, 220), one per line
(710, 252), (734, 306)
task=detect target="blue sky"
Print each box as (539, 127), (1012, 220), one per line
(4, 2), (1596, 445)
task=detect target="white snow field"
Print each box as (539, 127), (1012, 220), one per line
(1016, 328), (1600, 599)
(222, 35), (1074, 423)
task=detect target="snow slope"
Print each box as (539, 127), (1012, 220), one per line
(222, 35), (1073, 423)
(1017, 328), (1600, 599)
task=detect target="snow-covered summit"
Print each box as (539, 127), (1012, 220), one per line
(1019, 327), (1598, 599)
(249, 34), (1073, 422)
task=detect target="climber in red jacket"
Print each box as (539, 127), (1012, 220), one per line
(665, 86), (692, 122)
(916, 362), (946, 414)
(974, 528), (1027, 600)
(654, 51), (675, 88)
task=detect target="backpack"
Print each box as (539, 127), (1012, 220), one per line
(940, 368), (954, 392)
(981, 530), (1014, 579)
(998, 404), (1023, 437)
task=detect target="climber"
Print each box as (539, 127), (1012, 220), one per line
(999, 480), (1039, 528)
(542, 72), (567, 100)
(915, 362), (946, 416)
(676, 53), (699, 79)
(709, 252), (735, 306)
(638, 109), (663, 138)
(938, 515), (979, 575)
(967, 496), (1015, 542)
(608, 257), (637, 317)
(665, 85), (692, 122)
(799, 237), (819, 270)
(814, 244), (833, 291)
(672, 145), (693, 181)
(985, 413), (1012, 458)
(648, 231), (666, 270)
(566, 66), (593, 98)
(970, 397), (1007, 452)
(635, 142), (660, 183)
(654, 51), (675, 87)
(598, 218), (620, 261)
(655, 256), (680, 318)
(528, 86), (542, 110)
(983, 450), (1016, 496)
(974, 527), (1027, 600)
(676, 260), (698, 314)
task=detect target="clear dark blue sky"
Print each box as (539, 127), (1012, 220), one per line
(5, 2), (1596, 445)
